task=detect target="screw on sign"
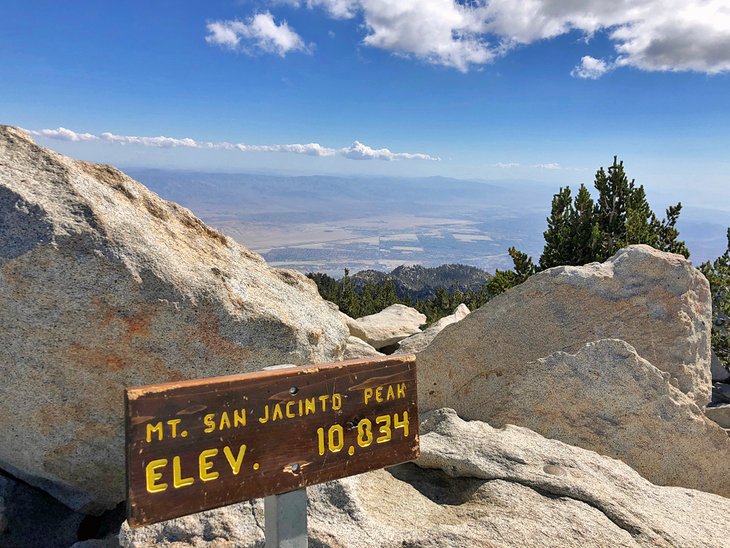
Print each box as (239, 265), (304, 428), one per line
(124, 355), (419, 545)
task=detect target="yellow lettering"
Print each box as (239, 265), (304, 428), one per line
(145, 458), (168, 493)
(219, 411), (231, 430)
(259, 405), (270, 424)
(146, 422), (164, 443)
(286, 401), (296, 418)
(397, 383), (406, 398)
(304, 397), (316, 415)
(332, 393), (342, 410)
(167, 418), (181, 438)
(375, 386), (384, 403)
(233, 409), (246, 428)
(272, 404), (284, 421)
(376, 414), (392, 443)
(318, 395), (329, 411)
(223, 444), (247, 475)
(203, 414), (216, 433)
(386, 385), (395, 401)
(364, 388), (373, 405)
(172, 456), (194, 488)
(199, 449), (219, 482)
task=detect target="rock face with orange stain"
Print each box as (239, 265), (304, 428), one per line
(0, 126), (349, 512)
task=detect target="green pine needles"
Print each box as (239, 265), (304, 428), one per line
(492, 156), (689, 293)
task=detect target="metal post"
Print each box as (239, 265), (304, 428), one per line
(264, 489), (308, 548)
(262, 364), (308, 548)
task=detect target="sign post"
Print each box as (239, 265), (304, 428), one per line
(261, 363), (306, 548)
(124, 355), (419, 534)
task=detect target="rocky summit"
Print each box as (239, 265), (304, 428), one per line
(0, 126), (349, 512)
(1, 126), (729, 547)
(120, 409), (730, 547)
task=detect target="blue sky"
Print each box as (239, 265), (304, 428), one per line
(2, 0), (730, 209)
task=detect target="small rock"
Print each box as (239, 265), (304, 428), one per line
(343, 336), (384, 360)
(350, 304), (426, 350)
(396, 303), (470, 354)
(706, 404), (730, 428)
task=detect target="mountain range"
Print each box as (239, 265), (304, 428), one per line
(126, 168), (730, 276)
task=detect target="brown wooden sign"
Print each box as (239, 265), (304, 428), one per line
(125, 355), (419, 527)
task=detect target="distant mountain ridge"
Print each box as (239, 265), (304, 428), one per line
(351, 263), (490, 300)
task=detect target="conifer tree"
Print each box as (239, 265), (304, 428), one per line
(594, 156), (632, 257)
(700, 228), (730, 370)
(377, 280), (398, 310)
(488, 247), (537, 296)
(654, 203), (689, 257)
(571, 184), (600, 265)
(624, 184), (657, 247)
(339, 268), (360, 318)
(540, 187), (574, 270)
(495, 156), (689, 293)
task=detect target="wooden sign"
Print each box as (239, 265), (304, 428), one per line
(125, 355), (419, 527)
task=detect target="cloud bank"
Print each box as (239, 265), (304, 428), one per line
(229, 1), (730, 76)
(29, 128), (438, 161)
(494, 161), (566, 170)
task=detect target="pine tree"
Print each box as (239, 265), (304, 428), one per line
(488, 247), (537, 296)
(655, 203), (689, 257)
(624, 184), (657, 247)
(594, 156), (632, 257)
(700, 228), (730, 370)
(377, 280), (398, 310)
(571, 184), (600, 265)
(360, 282), (378, 316)
(540, 187), (574, 270)
(492, 156), (688, 294)
(339, 268), (360, 318)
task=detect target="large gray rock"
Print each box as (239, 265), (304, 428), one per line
(120, 409), (730, 547)
(417, 409), (730, 547)
(396, 303), (470, 354)
(350, 304), (426, 350)
(419, 245), (712, 409)
(423, 338), (730, 496)
(0, 126), (349, 512)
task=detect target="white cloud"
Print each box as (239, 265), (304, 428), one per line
(206, 12), (310, 56)
(340, 140), (439, 160)
(307, 0), (360, 19)
(205, 21), (243, 50)
(571, 55), (612, 79)
(494, 161), (565, 169)
(356, 0), (495, 72)
(31, 127), (98, 142)
(99, 132), (200, 148)
(30, 128), (437, 161)
(290, 0), (730, 75)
